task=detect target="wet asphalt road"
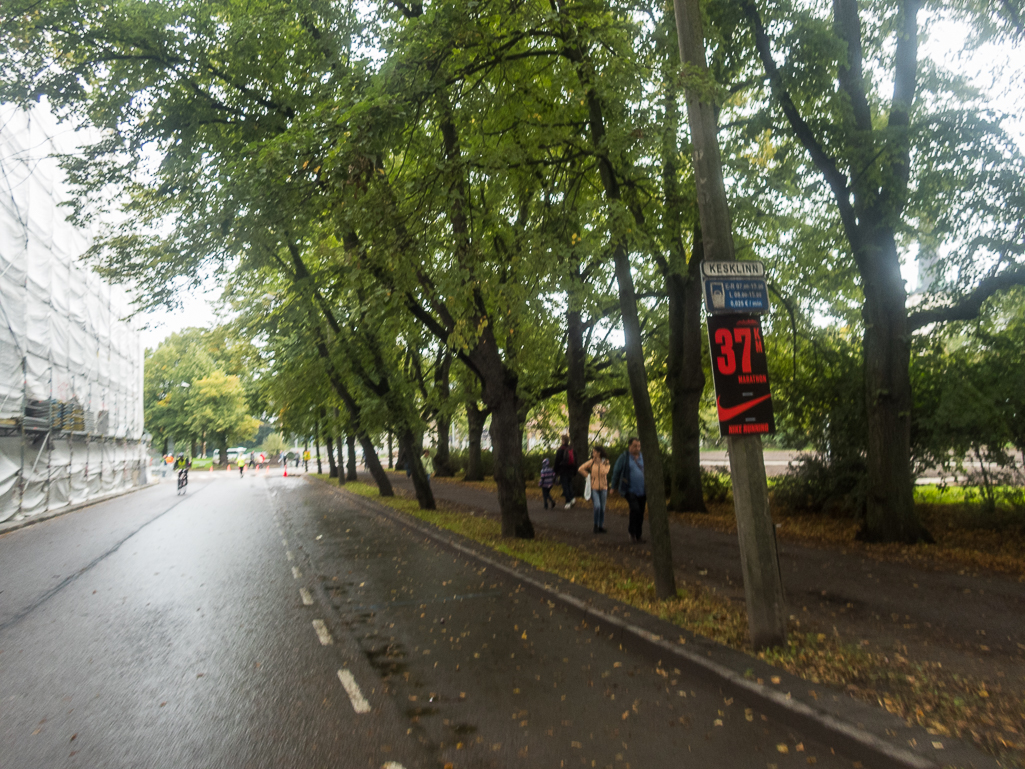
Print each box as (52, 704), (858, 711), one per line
(0, 472), (859, 768)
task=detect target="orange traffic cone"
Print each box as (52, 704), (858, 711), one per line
(283, 467), (288, 477)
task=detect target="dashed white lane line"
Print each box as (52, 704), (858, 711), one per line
(337, 669), (372, 713)
(299, 588), (313, 606)
(312, 619), (333, 646)
(286, 550), (294, 561)
(292, 566), (302, 579)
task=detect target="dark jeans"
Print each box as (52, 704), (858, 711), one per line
(626, 493), (646, 539)
(560, 475), (575, 503)
(541, 486), (555, 508)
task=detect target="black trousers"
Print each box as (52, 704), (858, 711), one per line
(560, 475), (575, 503)
(625, 493), (647, 539)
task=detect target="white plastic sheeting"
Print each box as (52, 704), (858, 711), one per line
(0, 103), (147, 523)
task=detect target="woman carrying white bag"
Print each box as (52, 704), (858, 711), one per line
(578, 447), (611, 535)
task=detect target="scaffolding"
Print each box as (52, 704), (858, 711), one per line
(0, 103), (147, 523)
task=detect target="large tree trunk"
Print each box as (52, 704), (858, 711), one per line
(314, 419), (323, 475)
(326, 435), (338, 478)
(470, 337), (533, 538)
(433, 350), (454, 477)
(612, 243), (677, 598)
(216, 431), (229, 467)
(346, 435), (358, 481)
(398, 429), (436, 510)
(557, 15), (673, 590)
(465, 402), (488, 481)
(487, 392), (533, 538)
(358, 434), (391, 493)
(666, 230), (707, 512)
(860, 231), (926, 542)
(566, 288), (590, 491)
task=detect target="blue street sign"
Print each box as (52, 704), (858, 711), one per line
(703, 277), (770, 315)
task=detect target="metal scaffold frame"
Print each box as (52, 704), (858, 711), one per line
(0, 103), (148, 523)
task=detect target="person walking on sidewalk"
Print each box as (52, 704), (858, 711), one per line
(553, 434), (577, 508)
(578, 446), (610, 534)
(611, 437), (646, 543)
(539, 458), (556, 509)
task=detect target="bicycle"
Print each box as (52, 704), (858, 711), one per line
(177, 468), (189, 494)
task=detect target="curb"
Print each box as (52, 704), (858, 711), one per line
(0, 481), (155, 536)
(322, 481), (1003, 769)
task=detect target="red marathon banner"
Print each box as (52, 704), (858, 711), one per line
(707, 314), (776, 437)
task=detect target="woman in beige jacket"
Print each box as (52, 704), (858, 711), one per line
(578, 447), (611, 534)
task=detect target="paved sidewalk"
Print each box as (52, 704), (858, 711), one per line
(369, 471), (1025, 700)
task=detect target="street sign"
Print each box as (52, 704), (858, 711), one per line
(707, 314), (776, 437)
(702, 261), (769, 314)
(701, 260), (765, 278)
(703, 278), (770, 314)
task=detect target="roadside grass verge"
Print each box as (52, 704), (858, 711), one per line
(422, 472), (1025, 579)
(314, 475), (1025, 764)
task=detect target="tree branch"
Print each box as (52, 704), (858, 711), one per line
(908, 267), (1025, 331)
(740, 0), (862, 256)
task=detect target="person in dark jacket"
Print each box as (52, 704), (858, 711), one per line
(610, 437), (646, 543)
(553, 434), (577, 508)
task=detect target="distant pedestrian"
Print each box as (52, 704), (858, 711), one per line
(303, 449), (310, 472)
(553, 434), (577, 509)
(539, 459), (556, 509)
(578, 446), (610, 534)
(610, 437), (646, 543)
(422, 449), (434, 482)
(237, 454), (246, 478)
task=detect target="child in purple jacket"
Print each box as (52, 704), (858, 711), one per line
(539, 458), (556, 509)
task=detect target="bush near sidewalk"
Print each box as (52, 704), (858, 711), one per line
(313, 475), (1025, 765)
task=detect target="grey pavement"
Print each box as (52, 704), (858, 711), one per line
(0, 470), (859, 768)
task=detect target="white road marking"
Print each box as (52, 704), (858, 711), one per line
(286, 550), (294, 561)
(299, 588), (313, 606)
(312, 619), (333, 646)
(337, 669), (372, 713)
(292, 566), (302, 579)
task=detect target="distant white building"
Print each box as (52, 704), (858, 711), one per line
(0, 103), (147, 523)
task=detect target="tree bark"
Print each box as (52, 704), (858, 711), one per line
(666, 229), (707, 512)
(465, 402), (488, 481)
(398, 429), (436, 509)
(566, 284), (591, 488)
(326, 435), (338, 478)
(216, 431), (229, 467)
(433, 350), (454, 476)
(859, 228), (926, 542)
(346, 434), (358, 481)
(612, 243), (677, 598)
(314, 420), (323, 475)
(486, 388), (533, 538)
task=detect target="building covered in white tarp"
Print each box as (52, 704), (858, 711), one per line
(0, 103), (147, 524)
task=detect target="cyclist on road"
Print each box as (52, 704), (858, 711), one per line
(174, 453), (191, 488)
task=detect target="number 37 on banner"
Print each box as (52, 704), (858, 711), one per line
(707, 314), (776, 437)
